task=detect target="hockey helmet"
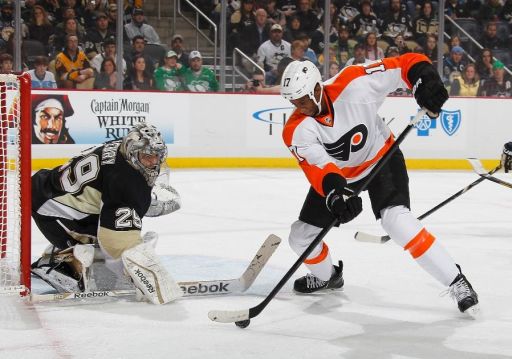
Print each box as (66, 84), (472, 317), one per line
(280, 60), (324, 114)
(121, 123), (168, 186)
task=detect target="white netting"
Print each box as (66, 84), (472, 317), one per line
(0, 74), (23, 294)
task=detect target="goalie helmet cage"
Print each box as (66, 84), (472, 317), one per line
(0, 73), (31, 296)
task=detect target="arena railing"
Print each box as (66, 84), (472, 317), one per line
(232, 48), (265, 92)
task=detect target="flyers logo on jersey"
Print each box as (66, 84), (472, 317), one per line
(323, 124), (368, 161)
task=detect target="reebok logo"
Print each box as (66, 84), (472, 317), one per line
(73, 291), (111, 298)
(180, 282), (230, 295)
(134, 268), (155, 293)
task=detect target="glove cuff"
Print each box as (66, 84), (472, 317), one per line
(322, 173), (347, 197)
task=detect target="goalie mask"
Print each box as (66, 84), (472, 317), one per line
(280, 60), (324, 115)
(121, 123), (168, 186)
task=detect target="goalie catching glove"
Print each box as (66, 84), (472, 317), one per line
(502, 142), (512, 173)
(408, 61), (448, 119)
(323, 173), (362, 224)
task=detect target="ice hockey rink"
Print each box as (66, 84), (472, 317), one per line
(2, 168), (512, 359)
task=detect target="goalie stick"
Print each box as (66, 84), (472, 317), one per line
(467, 158), (512, 189)
(30, 234), (281, 303)
(208, 110), (426, 326)
(355, 163), (503, 244)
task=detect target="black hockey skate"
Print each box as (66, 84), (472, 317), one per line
(294, 261), (344, 294)
(447, 264), (479, 315)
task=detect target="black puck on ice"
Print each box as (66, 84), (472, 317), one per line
(235, 319), (250, 329)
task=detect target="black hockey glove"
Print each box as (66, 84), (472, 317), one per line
(408, 61), (448, 119)
(502, 142), (512, 173)
(323, 173), (363, 224)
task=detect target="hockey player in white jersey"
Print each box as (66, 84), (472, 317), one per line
(280, 54), (479, 315)
(31, 123), (182, 304)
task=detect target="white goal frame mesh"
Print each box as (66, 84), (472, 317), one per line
(0, 73), (31, 296)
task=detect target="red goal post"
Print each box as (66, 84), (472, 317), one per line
(0, 72), (31, 296)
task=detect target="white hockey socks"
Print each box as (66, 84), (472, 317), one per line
(381, 205), (459, 286)
(121, 242), (182, 304)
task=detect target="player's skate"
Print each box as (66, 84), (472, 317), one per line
(31, 245), (95, 293)
(294, 261), (344, 294)
(446, 264), (479, 316)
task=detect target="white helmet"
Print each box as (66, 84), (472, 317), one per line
(280, 60), (323, 114)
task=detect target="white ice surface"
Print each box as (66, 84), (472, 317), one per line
(2, 169), (512, 359)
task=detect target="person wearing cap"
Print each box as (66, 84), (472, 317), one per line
(344, 43), (371, 66)
(31, 95), (75, 144)
(84, 11), (115, 59)
(442, 45), (467, 84)
(154, 50), (186, 91)
(91, 36), (127, 75)
(477, 59), (512, 97)
(124, 7), (161, 44)
(170, 34), (189, 67)
(182, 50), (219, 92)
(28, 56), (58, 89)
(257, 23), (291, 85)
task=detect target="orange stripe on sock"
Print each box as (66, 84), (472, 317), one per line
(404, 228), (435, 258)
(304, 242), (329, 265)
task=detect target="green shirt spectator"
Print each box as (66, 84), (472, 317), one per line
(154, 50), (186, 91)
(182, 51), (219, 92)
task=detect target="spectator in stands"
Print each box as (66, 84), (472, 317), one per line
(444, 0), (469, 19)
(124, 8), (161, 44)
(475, 48), (495, 81)
(182, 50), (219, 92)
(244, 71), (267, 92)
(443, 45), (466, 83)
(345, 42), (370, 66)
(501, 0), (512, 23)
(449, 63), (480, 96)
(329, 62), (341, 77)
(386, 45), (400, 57)
(28, 5), (54, 49)
(106, 3), (118, 31)
(124, 35), (156, 76)
(318, 43), (340, 66)
(350, 0), (380, 40)
(335, 24), (355, 66)
(154, 50), (185, 92)
(91, 36), (127, 75)
(480, 22), (506, 50)
(283, 15), (303, 42)
(31, 94), (75, 144)
(54, 34), (95, 88)
(381, 0), (413, 45)
(28, 56), (57, 88)
(266, 0), (286, 27)
(170, 34), (189, 67)
(276, 0), (297, 18)
(52, 18), (85, 53)
(230, 0), (256, 35)
(423, 33), (438, 66)
(124, 54), (154, 90)
(338, 0), (360, 26)
(394, 33), (412, 54)
(257, 23), (291, 85)
(58, 0), (85, 25)
(1, 1), (29, 51)
(94, 57), (117, 89)
(295, 32), (318, 65)
(0, 53), (13, 73)
(84, 11), (115, 59)
(478, 60), (512, 97)
(294, 0), (320, 37)
(22, 0), (37, 23)
(55, 7), (85, 34)
(238, 8), (271, 57)
(364, 31), (385, 60)
(413, 1), (438, 45)
(83, 0), (108, 29)
(479, 0), (503, 22)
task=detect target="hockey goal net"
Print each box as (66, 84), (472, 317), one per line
(0, 73), (31, 296)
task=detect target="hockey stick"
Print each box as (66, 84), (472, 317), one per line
(355, 163), (503, 244)
(30, 234), (281, 303)
(467, 158), (512, 189)
(208, 110), (426, 327)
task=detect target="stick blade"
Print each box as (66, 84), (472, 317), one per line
(354, 231), (391, 244)
(239, 234), (281, 291)
(208, 309), (250, 323)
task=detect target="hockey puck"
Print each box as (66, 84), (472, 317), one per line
(235, 319), (250, 329)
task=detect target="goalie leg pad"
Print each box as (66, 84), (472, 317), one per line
(121, 242), (182, 304)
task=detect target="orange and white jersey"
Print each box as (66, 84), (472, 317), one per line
(283, 53), (429, 196)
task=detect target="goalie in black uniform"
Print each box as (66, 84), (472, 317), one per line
(31, 123), (183, 304)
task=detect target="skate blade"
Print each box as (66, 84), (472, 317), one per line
(293, 287), (344, 296)
(463, 304), (481, 319)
